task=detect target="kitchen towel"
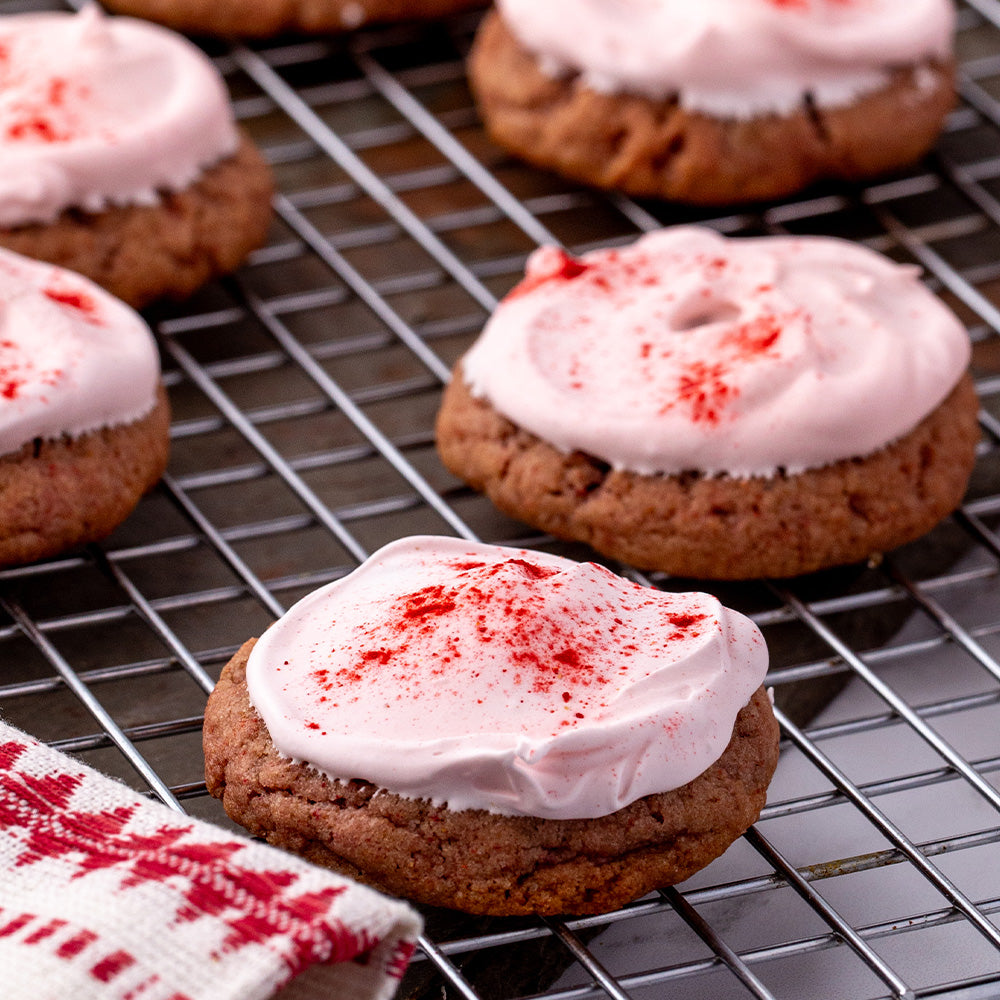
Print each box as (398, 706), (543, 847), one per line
(0, 719), (422, 1000)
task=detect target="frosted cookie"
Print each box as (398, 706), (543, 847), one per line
(102, 0), (485, 37)
(0, 248), (169, 568)
(468, 0), (956, 204)
(203, 536), (778, 916)
(435, 227), (979, 579)
(0, 6), (273, 308)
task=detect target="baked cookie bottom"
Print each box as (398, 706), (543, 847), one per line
(0, 133), (273, 310)
(0, 385), (170, 569)
(102, 0), (484, 37)
(435, 368), (980, 580)
(468, 11), (955, 205)
(203, 640), (778, 916)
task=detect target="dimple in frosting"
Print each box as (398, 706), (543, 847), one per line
(495, 0), (954, 119)
(0, 4), (239, 228)
(0, 247), (161, 457)
(460, 226), (971, 478)
(245, 536), (768, 820)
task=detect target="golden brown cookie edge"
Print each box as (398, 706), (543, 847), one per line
(0, 384), (170, 568)
(204, 638), (779, 915)
(435, 366), (980, 580)
(467, 11), (956, 205)
(0, 132), (273, 309)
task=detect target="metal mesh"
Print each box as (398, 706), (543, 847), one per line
(3, 1), (1000, 997)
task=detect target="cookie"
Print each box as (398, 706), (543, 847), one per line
(204, 537), (779, 915)
(102, 0), (485, 37)
(0, 249), (170, 568)
(435, 227), (979, 579)
(0, 8), (273, 309)
(468, 4), (955, 204)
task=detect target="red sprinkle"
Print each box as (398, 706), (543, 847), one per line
(506, 249), (592, 301)
(6, 115), (66, 142)
(667, 613), (707, 630)
(48, 78), (68, 107)
(721, 313), (784, 357)
(506, 558), (558, 581)
(43, 287), (102, 324)
(1, 378), (24, 400)
(675, 360), (737, 426)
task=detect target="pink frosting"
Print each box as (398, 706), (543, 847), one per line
(461, 226), (971, 478)
(496, 0), (954, 118)
(0, 5), (239, 227)
(0, 247), (161, 457)
(245, 536), (768, 820)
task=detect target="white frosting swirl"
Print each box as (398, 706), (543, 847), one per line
(246, 536), (768, 820)
(0, 247), (161, 457)
(0, 5), (239, 227)
(461, 227), (971, 478)
(496, 0), (955, 118)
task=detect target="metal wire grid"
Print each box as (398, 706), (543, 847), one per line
(3, 1), (1000, 997)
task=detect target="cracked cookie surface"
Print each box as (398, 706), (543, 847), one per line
(203, 638), (779, 916)
(468, 11), (955, 204)
(0, 133), (273, 309)
(436, 367), (980, 580)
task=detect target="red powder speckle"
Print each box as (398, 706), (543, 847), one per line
(7, 115), (66, 142)
(43, 287), (102, 323)
(47, 78), (68, 106)
(674, 360), (737, 426)
(666, 612), (708, 630)
(4, 75), (85, 144)
(664, 311), (788, 425)
(721, 313), (783, 357)
(506, 558), (557, 581)
(332, 558), (612, 698)
(554, 648), (580, 668)
(1, 378), (24, 400)
(401, 584), (457, 622)
(506, 249), (592, 301)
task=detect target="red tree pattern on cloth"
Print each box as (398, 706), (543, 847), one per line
(0, 739), (384, 978)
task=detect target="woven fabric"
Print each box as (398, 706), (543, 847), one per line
(0, 720), (422, 1000)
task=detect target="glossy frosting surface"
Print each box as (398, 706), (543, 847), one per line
(246, 536), (768, 820)
(495, 0), (954, 118)
(0, 247), (161, 456)
(461, 226), (971, 477)
(0, 4), (238, 227)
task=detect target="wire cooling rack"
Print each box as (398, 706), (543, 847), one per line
(4, 1), (1000, 997)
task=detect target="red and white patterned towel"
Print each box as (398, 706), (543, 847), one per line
(0, 720), (423, 1000)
